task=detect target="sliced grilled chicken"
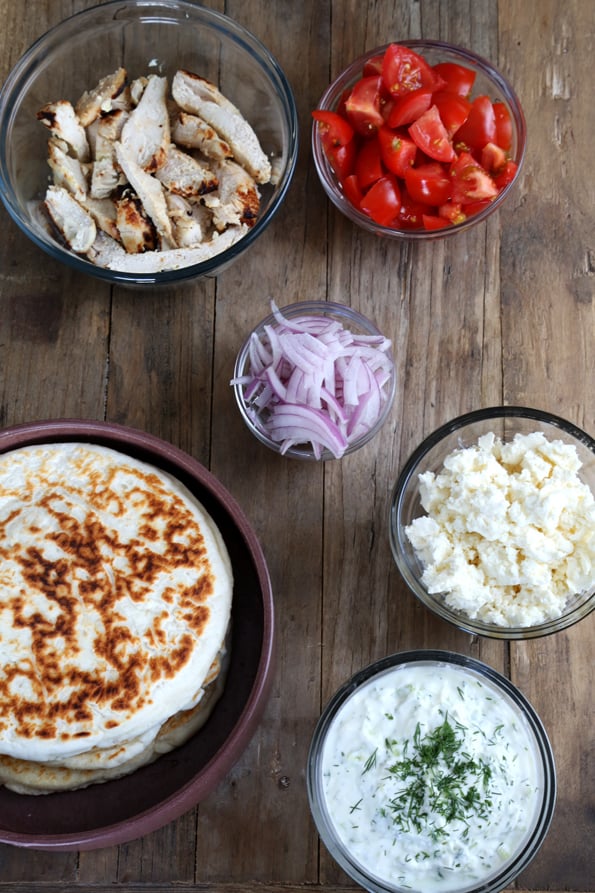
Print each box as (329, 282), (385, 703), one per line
(166, 193), (212, 248)
(172, 111), (233, 162)
(114, 140), (175, 248)
(116, 192), (158, 253)
(171, 70), (271, 184)
(129, 76), (148, 106)
(44, 185), (96, 252)
(75, 67), (128, 127)
(47, 139), (89, 201)
(79, 195), (120, 241)
(91, 109), (129, 199)
(202, 159), (260, 231)
(88, 224), (249, 273)
(37, 100), (90, 163)
(155, 145), (218, 198)
(120, 75), (170, 172)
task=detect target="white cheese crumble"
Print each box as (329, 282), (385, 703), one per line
(405, 431), (595, 626)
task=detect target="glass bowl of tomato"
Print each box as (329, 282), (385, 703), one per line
(312, 40), (526, 239)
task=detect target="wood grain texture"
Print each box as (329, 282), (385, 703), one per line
(0, 0), (593, 891)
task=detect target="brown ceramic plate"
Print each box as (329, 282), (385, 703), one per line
(0, 419), (274, 851)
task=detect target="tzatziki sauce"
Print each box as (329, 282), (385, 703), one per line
(317, 659), (546, 893)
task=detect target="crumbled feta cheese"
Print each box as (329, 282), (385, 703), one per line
(405, 431), (595, 627)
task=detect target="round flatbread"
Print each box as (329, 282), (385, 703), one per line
(0, 442), (233, 793)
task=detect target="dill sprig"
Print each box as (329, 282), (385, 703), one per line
(386, 716), (493, 836)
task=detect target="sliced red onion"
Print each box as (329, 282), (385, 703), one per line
(235, 301), (393, 458)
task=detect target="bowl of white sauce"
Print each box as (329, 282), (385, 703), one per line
(389, 406), (595, 639)
(307, 650), (556, 893)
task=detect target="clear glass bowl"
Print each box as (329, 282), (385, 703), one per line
(307, 649), (556, 893)
(312, 40), (526, 240)
(0, 0), (298, 286)
(232, 301), (396, 461)
(389, 406), (595, 638)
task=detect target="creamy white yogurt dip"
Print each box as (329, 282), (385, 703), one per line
(317, 659), (547, 893)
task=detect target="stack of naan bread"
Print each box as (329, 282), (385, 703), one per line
(0, 442), (233, 794)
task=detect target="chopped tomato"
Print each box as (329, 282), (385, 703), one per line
(422, 213), (451, 231)
(405, 162), (452, 206)
(387, 87), (433, 128)
(409, 105), (455, 162)
(312, 43), (519, 233)
(493, 159), (518, 189)
(480, 141), (507, 173)
(454, 95), (496, 149)
(342, 173), (364, 206)
(432, 62), (476, 98)
(493, 100), (513, 151)
(345, 76), (385, 136)
(382, 44), (444, 97)
(359, 175), (401, 225)
(450, 151), (498, 204)
(377, 126), (417, 177)
(431, 91), (471, 136)
(438, 201), (466, 225)
(464, 198), (494, 216)
(397, 188), (431, 229)
(362, 53), (385, 77)
(312, 110), (357, 179)
(354, 137), (384, 190)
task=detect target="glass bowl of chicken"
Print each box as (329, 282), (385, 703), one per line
(0, 0), (298, 286)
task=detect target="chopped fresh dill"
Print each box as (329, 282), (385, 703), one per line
(386, 715), (495, 835)
(362, 747), (378, 774)
(349, 798), (363, 814)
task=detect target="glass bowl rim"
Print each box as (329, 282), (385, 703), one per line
(0, 0), (299, 286)
(389, 405), (595, 639)
(232, 300), (397, 461)
(307, 648), (557, 893)
(312, 38), (527, 241)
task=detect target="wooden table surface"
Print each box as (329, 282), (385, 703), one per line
(0, 1), (593, 891)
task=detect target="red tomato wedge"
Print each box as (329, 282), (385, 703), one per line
(454, 95), (496, 149)
(359, 175), (401, 225)
(493, 160), (519, 189)
(405, 162), (452, 206)
(431, 91), (471, 136)
(481, 141), (507, 173)
(450, 151), (498, 204)
(345, 76), (385, 136)
(409, 105), (456, 162)
(354, 137), (384, 190)
(312, 110), (357, 179)
(342, 173), (364, 206)
(382, 44), (445, 96)
(422, 213), (451, 231)
(493, 100), (513, 151)
(377, 126), (417, 177)
(387, 88), (433, 127)
(432, 61), (476, 97)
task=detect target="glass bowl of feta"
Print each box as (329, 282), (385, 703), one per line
(389, 406), (595, 639)
(0, 0), (298, 286)
(307, 649), (556, 893)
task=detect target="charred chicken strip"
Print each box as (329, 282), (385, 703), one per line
(115, 141), (176, 249)
(120, 75), (170, 172)
(37, 100), (90, 163)
(75, 67), (128, 127)
(172, 111), (233, 162)
(155, 145), (218, 198)
(171, 70), (271, 184)
(44, 185), (96, 253)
